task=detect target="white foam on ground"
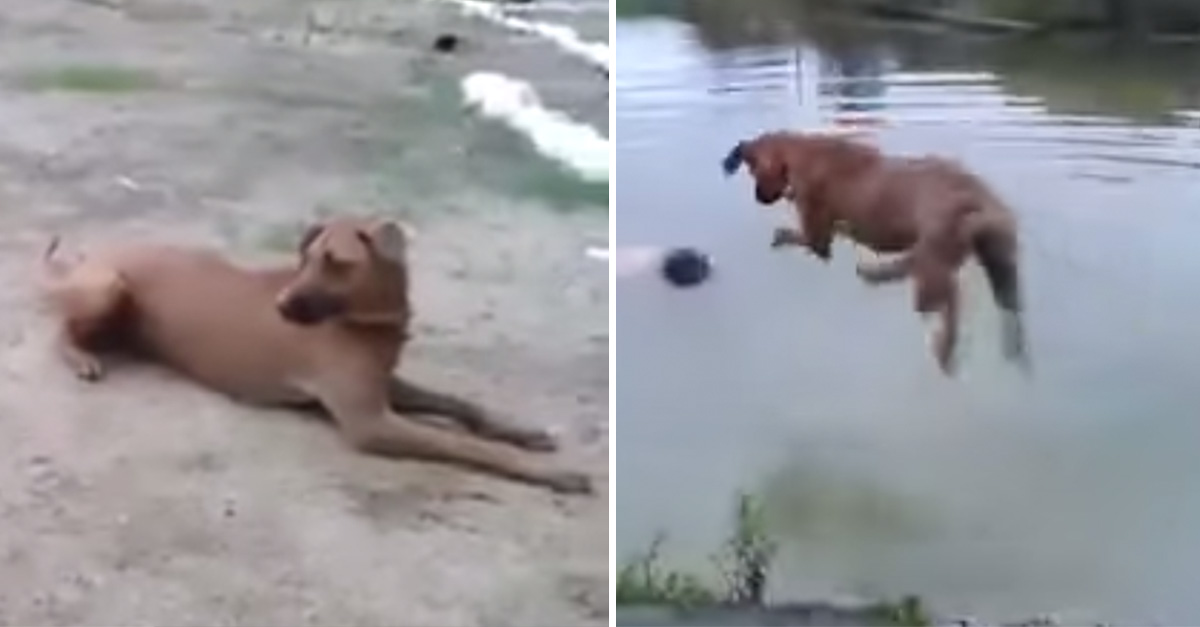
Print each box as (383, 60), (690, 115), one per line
(449, 0), (610, 72)
(462, 71), (609, 182)
(584, 246), (609, 261)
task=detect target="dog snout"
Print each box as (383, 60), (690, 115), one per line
(277, 291), (344, 325)
(755, 183), (783, 204)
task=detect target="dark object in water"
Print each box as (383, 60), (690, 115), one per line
(433, 33), (460, 53)
(661, 248), (712, 288)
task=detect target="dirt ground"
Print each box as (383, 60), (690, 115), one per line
(0, 1), (609, 625)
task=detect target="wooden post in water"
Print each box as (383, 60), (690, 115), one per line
(792, 45), (823, 129)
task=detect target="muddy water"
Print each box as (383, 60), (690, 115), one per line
(615, 7), (1200, 624)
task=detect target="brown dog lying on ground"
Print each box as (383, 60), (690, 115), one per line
(40, 216), (592, 494)
(722, 131), (1028, 375)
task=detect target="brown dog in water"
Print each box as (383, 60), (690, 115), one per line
(40, 216), (592, 494)
(722, 131), (1028, 375)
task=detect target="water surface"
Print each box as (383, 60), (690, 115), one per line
(616, 4), (1200, 623)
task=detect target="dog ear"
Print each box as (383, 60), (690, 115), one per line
(297, 223), (324, 254)
(721, 141), (747, 176)
(359, 220), (409, 265)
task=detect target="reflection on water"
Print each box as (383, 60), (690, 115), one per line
(616, 4), (1200, 624)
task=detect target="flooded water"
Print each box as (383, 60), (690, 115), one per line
(615, 4), (1200, 624)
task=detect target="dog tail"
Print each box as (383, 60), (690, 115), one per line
(971, 216), (1030, 370)
(721, 141), (746, 176)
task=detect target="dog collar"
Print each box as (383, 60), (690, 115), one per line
(344, 311), (409, 328)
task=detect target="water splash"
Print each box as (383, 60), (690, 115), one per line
(461, 71), (609, 182)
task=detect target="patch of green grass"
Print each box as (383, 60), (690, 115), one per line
(20, 65), (163, 93)
(617, 491), (933, 626)
(866, 595), (935, 627)
(499, 149), (609, 210)
(616, 533), (720, 608)
(460, 114), (609, 211)
(617, 492), (777, 607)
(367, 76), (607, 213)
(758, 459), (932, 545)
(716, 492), (779, 604)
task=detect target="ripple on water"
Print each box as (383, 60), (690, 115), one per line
(616, 20), (1200, 177)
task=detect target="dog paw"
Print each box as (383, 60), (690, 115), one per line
(547, 471), (593, 495)
(933, 342), (959, 377)
(512, 429), (558, 452)
(484, 425), (559, 452)
(70, 357), (105, 382)
(855, 263), (883, 283)
(769, 228), (793, 249)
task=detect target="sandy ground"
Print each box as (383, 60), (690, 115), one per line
(0, 0), (609, 625)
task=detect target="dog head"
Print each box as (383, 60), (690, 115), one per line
(725, 132), (871, 205)
(723, 134), (793, 205)
(276, 216), (415, 327)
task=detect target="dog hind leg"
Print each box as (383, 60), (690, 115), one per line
(387, 376), (556, 451)
(909, 242), (964, 375)
(312, 379), (591, 493)
(971, 219), (1030, 370)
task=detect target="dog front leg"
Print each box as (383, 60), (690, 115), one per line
(798, 192), (835, 261)
(319, 385), (592, 494)
(770, 226), (808, 249)
(55, 323), (105, 381)
(387, 376), (556, 451)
